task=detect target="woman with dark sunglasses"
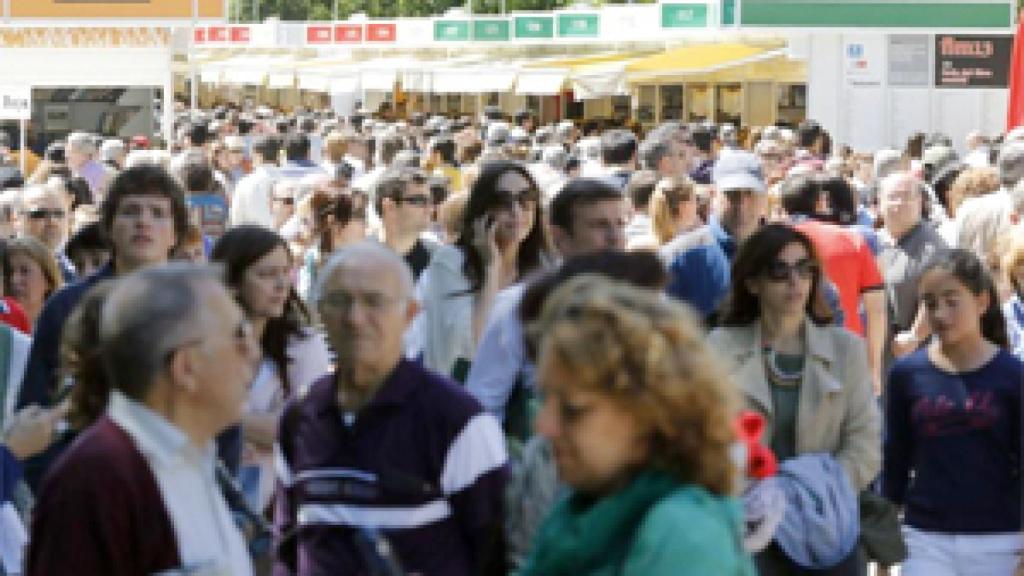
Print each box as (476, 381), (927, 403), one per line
(414, 160), (550, 381)
(708, 223), (881, 575)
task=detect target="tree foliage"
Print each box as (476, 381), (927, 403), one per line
(229, 0), (654, 21)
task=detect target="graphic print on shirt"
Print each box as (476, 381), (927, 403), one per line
(911, 389), (1000, 437)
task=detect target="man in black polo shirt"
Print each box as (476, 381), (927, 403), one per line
(376, 167), (438, 280)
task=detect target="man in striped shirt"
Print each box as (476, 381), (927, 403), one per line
(273, 242), (507, 576)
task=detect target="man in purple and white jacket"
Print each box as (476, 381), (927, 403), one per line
(273, 242), (508, 576)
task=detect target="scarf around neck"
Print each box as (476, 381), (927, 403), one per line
(520, 469), (680, 575)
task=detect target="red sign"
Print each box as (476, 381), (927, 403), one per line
(207, 26), (228, 42)
(307, 25), (332, 44)
(366, 23), (396, 42)
(194, 28), (206, 43)
(335, 24), (362, 43)
(230, 26), (250, 43)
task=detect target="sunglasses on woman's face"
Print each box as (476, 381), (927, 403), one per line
(763, 258), (817, 282)
(491, 188), (536, 212)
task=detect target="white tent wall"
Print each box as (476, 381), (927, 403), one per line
(805, 32), (1008, 154)
(0, 46), (172, 144)
(0, 47), (169, 87)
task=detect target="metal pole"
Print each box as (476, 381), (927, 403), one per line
(191, 0), (199, 112)
(18, 118), (25, 178)
(333, 0), (338, 21)
(253, 0), (258, 23)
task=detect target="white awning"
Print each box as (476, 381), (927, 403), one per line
(571, 61), (631, 99)
(431, 68), (516, 94)
(401, 70), (431, 93)
(267, 72), (294, 89)
(329, 76), (360, 94)
(361, 69), (396, 92)
(199, 68), (222, 85)
(298, 74), (329, 92)
(0, 47), (171, 87)
(515, 70), (566, 95)
(223, 68), (266, 86)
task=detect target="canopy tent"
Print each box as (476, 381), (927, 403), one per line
(625, 43), (788, 82)
(515, 69), (568, 95)
(526, 51), (648, 98)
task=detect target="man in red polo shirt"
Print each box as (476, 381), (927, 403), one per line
(779, 174), (886, 395)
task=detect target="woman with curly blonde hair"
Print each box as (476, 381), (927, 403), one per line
(520, 275), (754, 575)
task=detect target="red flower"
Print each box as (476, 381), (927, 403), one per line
(735, 410), (766, 443)
(747, 443), (778, 479)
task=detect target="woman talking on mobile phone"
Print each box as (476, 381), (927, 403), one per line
(414, 160), (550, 381)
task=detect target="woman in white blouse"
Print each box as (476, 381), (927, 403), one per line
(212, 225), (332, 511)
(414, 160), (550, 380)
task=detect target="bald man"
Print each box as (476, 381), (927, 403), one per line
(273, 242), (507, 576)
(878, 172), (949, 367)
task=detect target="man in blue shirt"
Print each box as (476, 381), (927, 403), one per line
(466, 178), (628, 422)
(661, 151), (765, 321)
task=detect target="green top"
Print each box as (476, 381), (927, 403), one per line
(520, 469), (755, 576)
(765, 350), (803, 462)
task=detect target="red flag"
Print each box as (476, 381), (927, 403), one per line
(1007, 16), (1024, 130)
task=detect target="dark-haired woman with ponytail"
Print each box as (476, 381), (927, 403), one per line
(883, 248), (1024, 576)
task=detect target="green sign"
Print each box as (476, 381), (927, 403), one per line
(661, 3), (708, 28)
(434, 20), (469, 41)
(473, 19), (510, 41)
(740, 0), (1011, 28)
(515, 16), (554, 39)
(558, 13), (599, 37)
(722, 0), (736, 25)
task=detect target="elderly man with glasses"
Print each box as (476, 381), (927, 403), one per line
(26, 263), (259, 576)
(274, 242), (507, 576)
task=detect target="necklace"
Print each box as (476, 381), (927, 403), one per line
(763, 347), (804, 384)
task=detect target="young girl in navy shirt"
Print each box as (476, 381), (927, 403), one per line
(883, 248), (1023, 576)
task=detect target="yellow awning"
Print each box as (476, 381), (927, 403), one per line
(527, 51), (646, 71)
(626, 43), (784, 76)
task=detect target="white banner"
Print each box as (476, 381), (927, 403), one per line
(0, 85), (30, 120)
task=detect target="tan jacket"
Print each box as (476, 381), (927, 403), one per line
(709, 318), (881, 490)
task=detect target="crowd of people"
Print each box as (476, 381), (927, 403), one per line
(0, 101), (1021, 576)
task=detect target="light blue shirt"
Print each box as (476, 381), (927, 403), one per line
(465, 283), (532, 422)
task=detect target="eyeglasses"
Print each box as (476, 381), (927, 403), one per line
(396, 194), (431, 207)
(320, 290), (400, 313)
(272, 196), (295, 205)
(24, 208), (65, 220)
(164, 317), (255, 364)
(763, 258), (817, 282)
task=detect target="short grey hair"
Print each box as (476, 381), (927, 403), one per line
(998, 143), (1024, 188)
(638, 138), (671, 171)
(315, 241), (415, 305)
(873, 149), (903, 180)
(99, 263), (223, 401)
(67, 132), (97, 155)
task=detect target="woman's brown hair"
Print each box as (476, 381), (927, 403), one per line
(718, 223), (834, 326)
(649, 176), (696, 244)
(529, 275), (740, 495)
(5, 236), (63, 300)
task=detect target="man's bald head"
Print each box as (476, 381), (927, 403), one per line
(316, 240), (415, 304)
